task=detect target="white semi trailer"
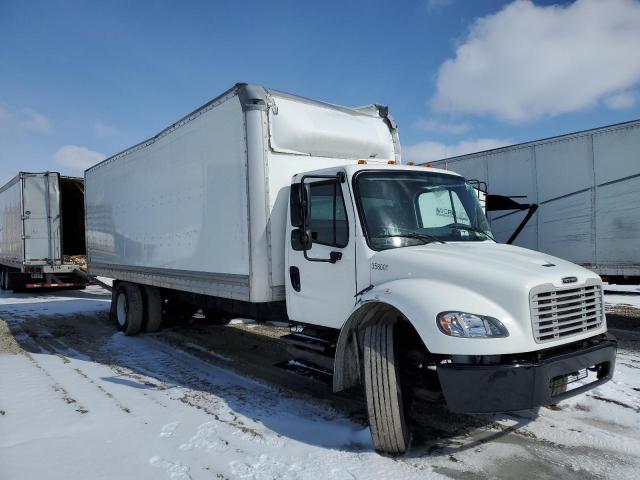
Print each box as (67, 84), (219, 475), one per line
(431, 119), (640, 282)
(0, 172), (87, 290)
(85, 84), (616, 454)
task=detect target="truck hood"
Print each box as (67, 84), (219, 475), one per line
(367, 241), (605, 355)
(370, 241), (599, 293)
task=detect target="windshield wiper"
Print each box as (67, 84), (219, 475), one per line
(375, 233), (446, 245)
(447, 223), (496, 241)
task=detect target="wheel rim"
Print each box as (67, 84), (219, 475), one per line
(116, 292), (128, 327)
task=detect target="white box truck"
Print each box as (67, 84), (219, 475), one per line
(0, 172), (88, 290)
(431, 119), (640, 282)
(85, 84), (616, 454)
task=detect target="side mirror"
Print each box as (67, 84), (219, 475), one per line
(290, 183), (310, 227)
(291, 228), (312, 251)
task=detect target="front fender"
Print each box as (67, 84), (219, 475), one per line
(354, 278), (531, 356)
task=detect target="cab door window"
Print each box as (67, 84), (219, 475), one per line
(309, 182), (348, 247)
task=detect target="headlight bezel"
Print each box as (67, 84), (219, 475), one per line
(437, 311), (509, 338)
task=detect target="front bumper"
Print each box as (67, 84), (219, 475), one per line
(437, 334), (617, 413)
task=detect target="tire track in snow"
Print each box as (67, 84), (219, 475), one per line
(9, 320), (135, 415)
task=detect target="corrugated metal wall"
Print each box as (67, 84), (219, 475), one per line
(432, 120), (640, 277)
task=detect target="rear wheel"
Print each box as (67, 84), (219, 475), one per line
(0, 267), (6, 290)
(142, 285), (163, 333)
(363, 320), (410, 455)
(115, 282), (143, 336)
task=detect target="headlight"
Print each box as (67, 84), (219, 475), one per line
(437, 311), (508, 338)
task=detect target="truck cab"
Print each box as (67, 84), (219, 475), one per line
(286, 162), (616, 454)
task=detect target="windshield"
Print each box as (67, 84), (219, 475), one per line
(355, 171), (494, 250)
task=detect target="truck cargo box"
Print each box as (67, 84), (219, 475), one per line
(0, 172), (86, 289)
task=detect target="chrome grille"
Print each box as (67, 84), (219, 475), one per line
(530, 282), (604, 343)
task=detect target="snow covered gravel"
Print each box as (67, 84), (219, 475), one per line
(1, 285), (640, 480)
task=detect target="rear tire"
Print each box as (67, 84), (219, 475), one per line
(363, 320), (410, 455)
(115, 282), (143, 336)
(0, 267), (6, 291)
(142, 285), (163, 333)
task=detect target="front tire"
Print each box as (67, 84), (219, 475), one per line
(115, 282), (143, 336)
(363, 320), (410, 455)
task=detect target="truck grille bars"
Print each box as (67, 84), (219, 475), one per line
(530, 282), (604, 343)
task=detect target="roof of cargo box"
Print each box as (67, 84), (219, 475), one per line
(0, 171), (81, 195)
(86, 83), (400, 173)
(430, 118), (640, 166)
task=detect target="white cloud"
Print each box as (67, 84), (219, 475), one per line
(415, 118), (472, 135)
(94, 121), (119, 137)
(0, 105), (53, 134)
(403, 138), (512, 164)
(604, 91), (637, 110)
(54, 145), (105, 171)
(431, 0), (640, 122)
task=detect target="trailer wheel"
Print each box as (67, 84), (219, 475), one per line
(109, 284), (118, 324)
(115, 282), (143, 336)
(0, 267), (6, 291)
(363, 320), (410, 455)
(142, 285), (163, 333)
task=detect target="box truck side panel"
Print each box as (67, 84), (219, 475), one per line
(593, 123), (640, 185)
(0, 176), (25, 268)
(534, 137), (596, 266)
(486, 147), (538, 251)
(596, 177), (640, 274)
(22, 173), (62, 265)
(533, 136), (594, 203)
(86, 95), (251, 299)
(538, 190), (593, 264)
(593, 124), (640, 275)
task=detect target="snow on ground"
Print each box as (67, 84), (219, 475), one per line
(604, 283), (640, 313)
(1, 286), (640, 479)
(605, 293), (640, 310)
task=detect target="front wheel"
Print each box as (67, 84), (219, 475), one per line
(115, 282), (144, 336)
(363, 321), (410, 455)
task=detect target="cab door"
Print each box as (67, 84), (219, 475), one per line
(285, 171), (357, 329)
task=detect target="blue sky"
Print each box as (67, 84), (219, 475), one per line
(1, 0), (639, 182)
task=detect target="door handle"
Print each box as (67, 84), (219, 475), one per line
(289, 266), (301, 292)
(329, 251), (342, 263)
